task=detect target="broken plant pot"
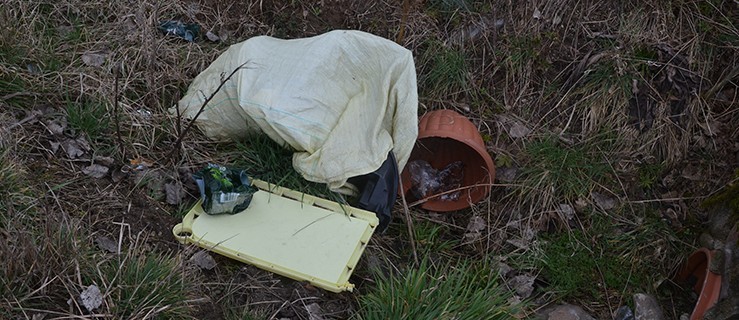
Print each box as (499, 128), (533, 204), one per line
(400, 109), (495, 212)
(676, 247), (722, 320)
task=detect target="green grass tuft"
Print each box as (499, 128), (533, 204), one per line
(65, 98), (110, 141)
(520, 135), (612, 202)
(637, 162), (664, 189)
(420, 44), (468, 95)
(100, 253), (190, 318)
(412, 221), (459, 254)
(358, 258), (517, 320)
(535, 207), (688, 301)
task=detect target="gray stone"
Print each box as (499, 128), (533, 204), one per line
(708, 206), (733, 244)
(591, 192), (617, 210)
(508, 274), (535, 299)
(496, 166), (518, 182)
(543, 304), (596, 320)
(633, 293), (665, 320)
(700, 232), (726, 251)
(189, 251), (217, 270)
(95, 235), (118, 253)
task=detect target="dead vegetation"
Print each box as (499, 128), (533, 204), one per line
(1, 0), (737, 319)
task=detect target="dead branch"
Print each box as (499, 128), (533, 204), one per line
(166, 61), (250, 162)
(113, 67), (125, 161)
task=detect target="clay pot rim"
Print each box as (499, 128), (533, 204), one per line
(403, 109), (495, 212)
(678, 247), (723, 320)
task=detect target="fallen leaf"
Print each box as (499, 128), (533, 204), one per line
(591, 192), (617, 210)
(111, 168), (127, 183)
(56, 25), (75, 38)
(575, 198), (588, 210)
(50, 141), (61, 154)
(190, 251), (216, 270)
(306, 303), (325, 320)
(506, 238), (529, 250)
(95, 235), (118, 253)
(522, 226), (536, 241)
(81, 53), (107, 67)
(552, 15), (562, 26)
(205, 31), (220, 42)
(61, 137), (90, 159)
(466, 216), (487, 233)
(45, 118), (67, 135)
(505, 219), (521, 230)
(80, 284), (103, 312)
(507, 295), (522, 305)
(680, 164), (702, 181)
(496, 261), (512, 277)
(94, 156), (115, 167)
(165, 181), (184, 205)
(82, 164), (109, 179)
(533, 8), (542, 19)
(134, 169), (165, 200)
(558, 203), (575, 220)
(698, 121), (720, 136)
(508, 121), (531, 138)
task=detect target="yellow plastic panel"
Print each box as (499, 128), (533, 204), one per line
(173, 179), (378, 292)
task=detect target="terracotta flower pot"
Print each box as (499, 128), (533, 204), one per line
(677, 247), (723, 320)
(400, 109), (495, 211)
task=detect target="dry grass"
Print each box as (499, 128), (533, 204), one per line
(1, 0), (737, 318)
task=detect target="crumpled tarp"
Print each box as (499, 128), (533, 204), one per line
(172, 30), (418, 193)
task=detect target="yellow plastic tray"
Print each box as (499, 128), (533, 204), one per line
(173, 179), (378, 292)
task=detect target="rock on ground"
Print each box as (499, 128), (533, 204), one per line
(633, 293), (665, 320)
(540, 304), (596, 320)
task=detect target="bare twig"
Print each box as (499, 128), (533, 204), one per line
(166, 61), (250, 162)
(5, 110), (42, 130)
(396, 0), (412, 45)
(113, 68), (125, 160)
(174, 90), (182, 159)
(398, 172), (419, 265)
(0, 91), (33, 101)
(408, 182), (527, 208)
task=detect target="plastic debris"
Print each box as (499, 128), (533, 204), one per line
(408, 160), (464, 201)
(158, 20), (200, 42)
(193, 164), (256, 215)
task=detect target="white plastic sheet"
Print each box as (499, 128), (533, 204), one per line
(172, 30), (418, 192)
